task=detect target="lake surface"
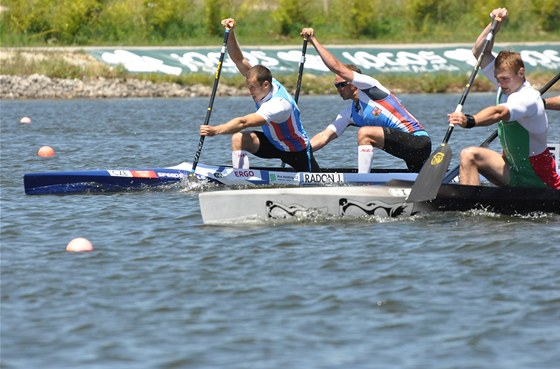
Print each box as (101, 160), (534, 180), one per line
(1, 93), (559, 369)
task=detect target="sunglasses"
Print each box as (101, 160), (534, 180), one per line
(334, 81), (350, 89)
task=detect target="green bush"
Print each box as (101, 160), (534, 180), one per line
(407, 0), (441, 34)
(2, 0), (53, 43)
(532, 0), (560, 32)
(48, 0), (102, 44)
(1, 0), (558, 46)
(330, 0), (383, 39)
(144, 0), (194, 39)
(272, 0), (313, 37)
(204, 0), (233, 37)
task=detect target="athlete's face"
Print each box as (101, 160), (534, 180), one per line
(246, 76), (270, 102)
(334, 76), (356, 100)
(494, 67), (524, 95)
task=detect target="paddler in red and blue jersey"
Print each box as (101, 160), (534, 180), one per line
(200, 18), (320, 172)
(447, 8), (560, 189)
(300, 28), (431, 173)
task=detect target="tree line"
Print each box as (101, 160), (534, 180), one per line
(1, 0), (558, 46)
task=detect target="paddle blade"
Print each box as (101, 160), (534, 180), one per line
(406, 143), (452, 203)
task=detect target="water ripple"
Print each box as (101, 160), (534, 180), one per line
(2, 96), (560, 369)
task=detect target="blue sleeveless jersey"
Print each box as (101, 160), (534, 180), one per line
(256, 79), (310, 152)
(350, 86), (425, 133)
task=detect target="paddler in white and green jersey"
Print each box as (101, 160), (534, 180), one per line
(447, 7), (560, 189)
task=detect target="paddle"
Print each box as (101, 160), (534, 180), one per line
(190, 28), (231, 174)
(442, 71), (560, 184)
(406, 17), (501, 203)
(294, 38), (308, 104)
(281, 38), (308, 169)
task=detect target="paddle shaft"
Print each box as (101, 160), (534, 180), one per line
(294, 38), (308, 104)
(539, 71), (560, 96)
(191, 29), (231, 173)
(281, 38), (308, 168)
(406, 18), (500, 203)
(443, 71), (560, 183)
(442, 17), (501, 144)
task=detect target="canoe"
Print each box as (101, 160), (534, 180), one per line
(199, 184), (414, 224)
(23, 161), (418, 195)
(199, 143), (560, 224)
(198, 180), (560, 225)
(23, 143), (560, 196)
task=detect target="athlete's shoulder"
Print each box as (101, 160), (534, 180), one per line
(512, 82), (541, 102)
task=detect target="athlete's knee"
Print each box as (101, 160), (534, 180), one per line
(356, 128), (370, 144)
(460, 146), (479, 165)
(231, 132), (244, 150)
(357, 127), (382, 146)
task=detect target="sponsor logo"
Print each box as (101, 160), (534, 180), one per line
(234, 170), (255, 178)
(302, 173), (344, 183)
(157, 172), (183, 178)
(213, 172), (225, 178)
(268, 172), (300, 184)
(431, 152), (445, 165)
(130, 170), (158, 178)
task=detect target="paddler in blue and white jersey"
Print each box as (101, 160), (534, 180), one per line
(300, 28), (431, 173)
(200, 18), (320, 172)
(448, 8), (560, 189)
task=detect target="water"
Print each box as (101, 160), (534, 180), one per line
(1, 94), (560, 369)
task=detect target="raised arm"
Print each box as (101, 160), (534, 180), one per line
(301, 28), (355, 82)
(472, 8), (508, 68)
(221, 18), (252, 77)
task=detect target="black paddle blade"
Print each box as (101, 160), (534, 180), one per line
(406, 143), (452, 203)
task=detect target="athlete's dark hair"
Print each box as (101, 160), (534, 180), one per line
(246, 65), (273, 85)
(495, 51), (525, 73)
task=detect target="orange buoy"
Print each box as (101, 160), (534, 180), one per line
(38, 146), (55, 157)
(20, 116), (32, 124)
(66, 237), (94, 252)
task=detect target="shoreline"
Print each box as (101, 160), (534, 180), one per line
(0, 74), (247, 99)
(3, 73), (558, 100)
(1, 48), (559, 99)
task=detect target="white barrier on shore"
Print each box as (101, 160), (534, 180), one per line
(88, 43), (560, 76)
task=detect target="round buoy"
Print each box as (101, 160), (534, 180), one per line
(66, 237), (94, 252)
(37, 146), (55, 157)
(20, 116), (32, 124)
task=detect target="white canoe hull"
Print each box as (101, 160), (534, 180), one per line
(199, 184), (413, 224)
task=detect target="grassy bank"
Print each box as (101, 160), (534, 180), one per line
(2, 0), (559, 46)
(2, 1), (558, 95)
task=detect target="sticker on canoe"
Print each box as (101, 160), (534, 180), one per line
(130, 170), (158, 178)
(300, 173), (344, 184)
(108, 170), (133, 177)
(108, 170), (158, 178)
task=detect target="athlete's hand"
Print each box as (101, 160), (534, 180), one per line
(448, 112), (467, 128)
(221, 18), (236, 30)
(200, 125), (218, 136)
(490, 8), (508, 22)
(300, 28), (314, 39)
